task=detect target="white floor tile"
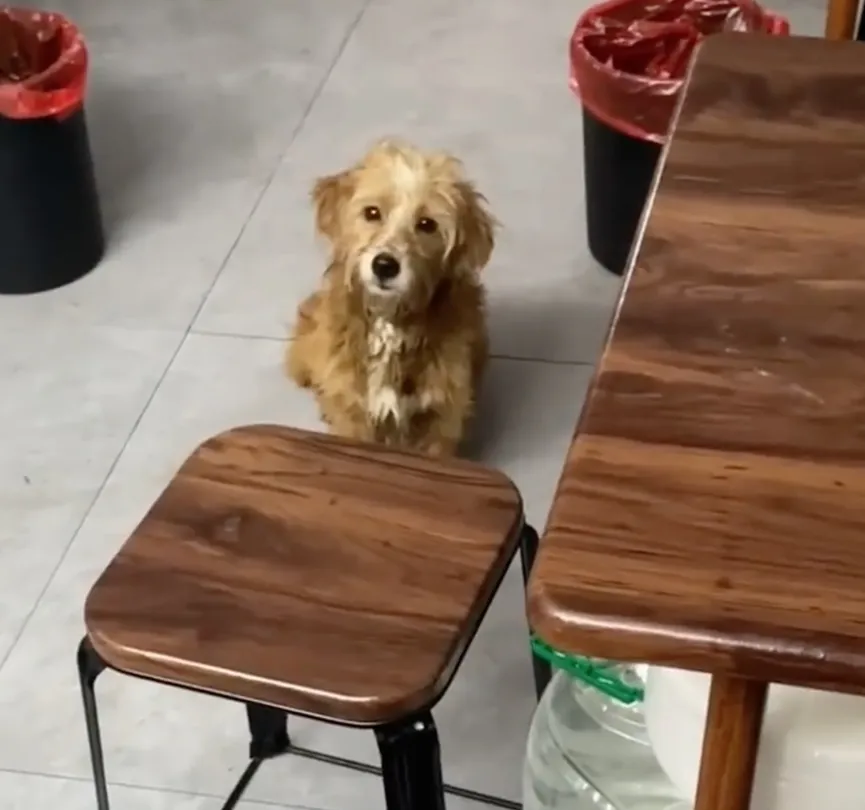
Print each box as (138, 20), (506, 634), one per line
(0, 325), (180, 663)
(782, 0), (831, 33)
(0, 769), (489, 810)
(0, 772), (225, 810)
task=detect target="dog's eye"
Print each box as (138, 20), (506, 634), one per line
(363, 206), (381, 222)
(416, 217), (437, 233)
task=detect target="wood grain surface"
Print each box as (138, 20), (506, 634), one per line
(529, 34), (865, 694)
(85, 425), (523, 725)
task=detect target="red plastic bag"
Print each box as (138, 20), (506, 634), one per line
(570, 0), (789, 143)
(0, 6), (87, 120)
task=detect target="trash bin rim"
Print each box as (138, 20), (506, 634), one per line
(571, 0), (684, 88)
(569, 73), (668, 144)
(0, 7), (89, 121)
(568, 0), (788, 143)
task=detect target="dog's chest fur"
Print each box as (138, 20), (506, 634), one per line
(366, 317), (429, 425)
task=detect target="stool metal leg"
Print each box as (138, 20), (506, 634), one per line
(519, 523), (552, 700)
(245, 703), (290, 759)
(376, 713), (446, 810)
(77, 637), (110, 810)
(216, 704), (292, 810)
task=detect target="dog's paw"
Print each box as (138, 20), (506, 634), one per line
(285, 348), (312, 389)
(293, 368), (313, 389)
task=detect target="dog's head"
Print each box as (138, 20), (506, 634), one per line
(311, 139), (495, 312)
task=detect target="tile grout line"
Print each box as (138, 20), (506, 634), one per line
(189, 327), (599, 367)
(0, 765), (499, 810)
(0, 765), (341, 810)
(0, 326), (187, 676)
(0, 0), (374, 675)
(184, 0), (374, 334)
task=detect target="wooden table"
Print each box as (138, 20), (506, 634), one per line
(529, 33), (865, 810)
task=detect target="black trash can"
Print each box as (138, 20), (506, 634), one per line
(569, 0), (790, 277)
(582, 107), (660, 278)
(0, 7), (104, 295)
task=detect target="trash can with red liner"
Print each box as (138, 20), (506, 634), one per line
(571, 0), (789, 276)
(0, 7), (104, 294)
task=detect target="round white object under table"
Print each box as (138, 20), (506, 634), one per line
(644, 666), (865, 810)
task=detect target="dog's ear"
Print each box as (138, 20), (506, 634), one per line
(453, 181), (496, 273)
(311, 170), (354, 243)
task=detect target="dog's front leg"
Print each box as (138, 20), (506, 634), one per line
(412, 420), (462, 457)
(286, 291), (325, 390)
(319, 396), (376, 445)
(328, 414), (376, 445)
(411, 359), (474, 458)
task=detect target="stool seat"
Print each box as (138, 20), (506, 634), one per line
(84, 424), (523, 726)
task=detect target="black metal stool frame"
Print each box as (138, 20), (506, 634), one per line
(77, 523), (552, 810)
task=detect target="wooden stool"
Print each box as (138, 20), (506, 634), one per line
(78, 425), (550, 810)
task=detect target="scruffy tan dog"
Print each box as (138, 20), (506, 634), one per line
(286, 139), (496, 457)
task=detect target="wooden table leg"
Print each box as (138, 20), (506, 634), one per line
(825, 0), (859, 39)
(693, 674), (768, 810)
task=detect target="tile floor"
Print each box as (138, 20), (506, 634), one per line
(0, 0), (826, 807)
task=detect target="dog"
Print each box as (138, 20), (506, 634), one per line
(286, 138), (496, 457)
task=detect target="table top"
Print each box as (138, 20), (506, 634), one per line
(529, 34), (865, 694)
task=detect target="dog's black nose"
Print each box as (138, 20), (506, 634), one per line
(372, 252), (400, 282)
